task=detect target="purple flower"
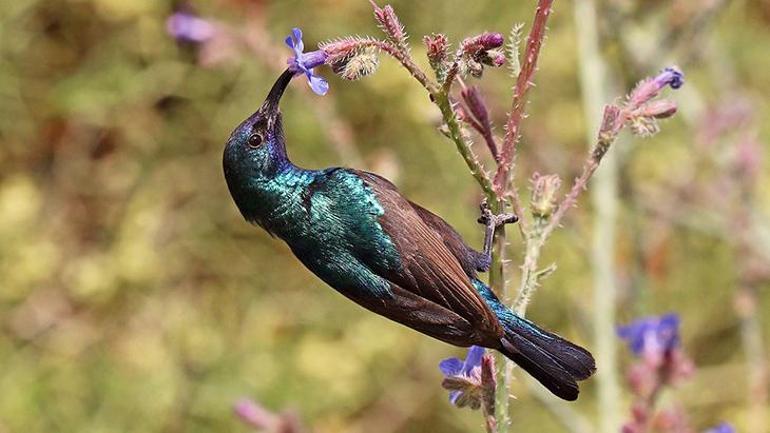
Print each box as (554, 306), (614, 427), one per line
(654, 67), (685, 90)
(705, 423), (736, 433)
(439, 345), (484, 407)
(166, 11), (216, 44)
(285, 28), (329, 96)
(618, 314), (680, 358)
(629, 66), (685, 108)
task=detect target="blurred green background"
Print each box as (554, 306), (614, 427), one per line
(1, 0), (768, 432)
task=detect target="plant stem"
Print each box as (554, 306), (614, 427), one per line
(442, 48), (465, 95)
(494, 2), (555, 430)
(573, 2), (622, 433)
(490, 221), (511, 431)
(433, 92), (497, 202)
(494, 0), (553, 196)
(734, 173), (769, 433)
(369, 40), (438, 93)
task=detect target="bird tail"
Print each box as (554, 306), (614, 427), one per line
(497, 314), (595, 401)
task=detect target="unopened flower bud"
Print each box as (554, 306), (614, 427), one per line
(370, 2), (407, 47)
(462, 32), (505, 55)
(638, 100), (678, 119)
(424, 33), (448, 64)
(655, 66), (684, 89)
(480, 354), (496, 411)
(531, 173), (561, 218)
(320, 38), (361, 63)
(460, 86), (489, 126)
(629, 66), (684, 108)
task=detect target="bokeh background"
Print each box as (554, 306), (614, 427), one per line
(1, 0), (768, 432)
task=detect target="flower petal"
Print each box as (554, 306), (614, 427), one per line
(292, 27), (304, 52)
(618, 314), (681, 357)
(462, 346), (485, 374)
(706, 423), (736, 433)
(439, 357), (463, 376)
(658, 313), (681, 351)
(166, 12), (216, 43)
(448, 390), (461, 405)
(285, 36), (295, 49)
(308, 74), (329, 96)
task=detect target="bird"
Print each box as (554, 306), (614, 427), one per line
(223, 68), (595, 401)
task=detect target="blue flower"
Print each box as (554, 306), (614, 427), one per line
(653, 67), (684, 90)
(705, 422), (736, 433)
(166, 11), (216, 44)
(285, 28), (329, 96)
(439, 345), (484, 406)
(618, 313), (680, 357)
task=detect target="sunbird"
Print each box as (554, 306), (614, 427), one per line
(223, 69), (595, 400)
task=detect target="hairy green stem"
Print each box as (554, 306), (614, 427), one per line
(574, 1), (621, 432)
(432, 92), (497, 202)
(490, 223), (509, 431)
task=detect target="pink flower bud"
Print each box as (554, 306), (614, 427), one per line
(320, 38), (361, 62)
(423, 33), (449, 65)
(480, 354), (497, 411)
(460, 86), (489, 126)
(638, 100), (678, 119)
(369, 2), (406, 46)
(462, 32), (505, 54)
(629, 67), (684, 108)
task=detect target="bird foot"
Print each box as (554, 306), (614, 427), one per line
(477, 200), (518, 271)
(477, 200), (518, 228)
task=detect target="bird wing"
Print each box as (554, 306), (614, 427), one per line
(408, 200), (487, 277)
(353, 170), (503, 337)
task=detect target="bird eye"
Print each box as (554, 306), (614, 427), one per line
(247, 133), (263, 148)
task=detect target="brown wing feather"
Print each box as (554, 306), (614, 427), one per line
(408, 201), (487, 277)
(356, 171), (503, 340)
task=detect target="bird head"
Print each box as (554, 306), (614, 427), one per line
(223, 69), (295, 185)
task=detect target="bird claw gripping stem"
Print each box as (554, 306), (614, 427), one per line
(478, 200), (518, 262)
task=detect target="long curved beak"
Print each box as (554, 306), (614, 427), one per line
(261, 69), (297, 115)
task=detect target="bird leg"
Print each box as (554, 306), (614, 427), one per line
(477, 200), (518, 264)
